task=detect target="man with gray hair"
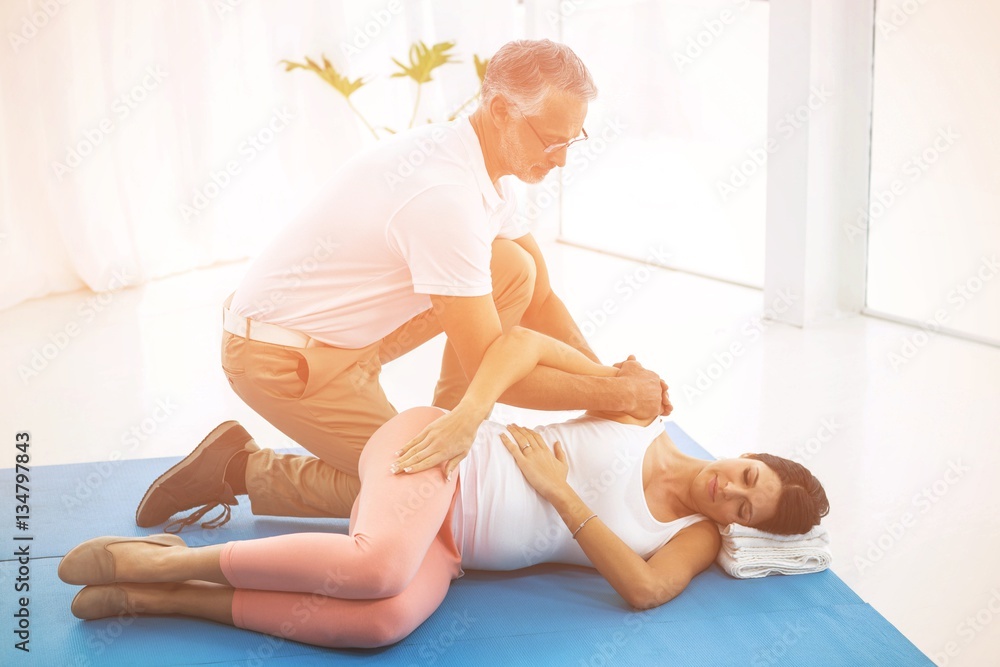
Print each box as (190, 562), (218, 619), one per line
(135, 39), (672, 531)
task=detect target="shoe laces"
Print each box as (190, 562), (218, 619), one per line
(163, 483), (238, 534)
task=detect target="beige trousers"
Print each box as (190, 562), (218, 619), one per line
(221, 239), (536, 518)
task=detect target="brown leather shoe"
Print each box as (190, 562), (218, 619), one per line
(71, 585), (131, 620)
(58, 533), (186, 585)
(135, 421), (259, 532)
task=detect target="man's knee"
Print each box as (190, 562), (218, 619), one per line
(491, 239), (536, 305)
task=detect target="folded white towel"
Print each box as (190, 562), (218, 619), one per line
(716, 523), (832, 579)
(719, 523), (830, 544)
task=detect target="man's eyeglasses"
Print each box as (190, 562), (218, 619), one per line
(515, 109), (588, 154)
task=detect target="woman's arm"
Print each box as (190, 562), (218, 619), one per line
(392, 326), (619, 477)
(499, 425), (719, 610)
(548, 483), (720, 609)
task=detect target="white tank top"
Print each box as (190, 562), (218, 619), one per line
(453, 415), (709, 570)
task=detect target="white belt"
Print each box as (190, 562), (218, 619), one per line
(222, 295), (323, 348)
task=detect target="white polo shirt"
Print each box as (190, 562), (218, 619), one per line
(228, 117), (529, 349)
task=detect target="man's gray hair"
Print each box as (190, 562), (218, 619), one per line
(480, 39), (597, 116)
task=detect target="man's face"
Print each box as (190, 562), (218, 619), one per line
(497, 91), (588, 184)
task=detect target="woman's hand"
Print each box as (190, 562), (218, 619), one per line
(391, 406), (481, 481)
(499, 424), (569, 501)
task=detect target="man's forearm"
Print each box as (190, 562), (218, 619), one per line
(520, 292), (600, 363)
(496, 365), (632, 413)
(459, 328), (617, 418)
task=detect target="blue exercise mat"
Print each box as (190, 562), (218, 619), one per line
(0, 422), (933, 666)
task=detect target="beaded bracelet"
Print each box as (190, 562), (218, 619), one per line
(571, 513), (598, 539)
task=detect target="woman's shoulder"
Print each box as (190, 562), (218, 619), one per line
(653, 517), (721, 559)
(677, 516), (721, 546)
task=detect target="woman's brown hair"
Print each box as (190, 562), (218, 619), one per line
(744, 453), (830, 535)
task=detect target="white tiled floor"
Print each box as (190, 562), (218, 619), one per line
(2, 241), (998, 665)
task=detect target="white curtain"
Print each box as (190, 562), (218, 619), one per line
(0, 0), (519, 312)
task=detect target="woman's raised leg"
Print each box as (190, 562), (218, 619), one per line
(70, 407), (465, 647)
(98, 407), (461, 599)
(218, 406), (461, 598)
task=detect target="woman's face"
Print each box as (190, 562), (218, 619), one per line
(691, 455), (783, 527)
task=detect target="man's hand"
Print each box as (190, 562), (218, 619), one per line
(660, 378), (673, 416)
(391, 406), (482, 481)
(614, 355), (672, 419)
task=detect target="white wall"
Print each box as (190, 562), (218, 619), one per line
(865, 0), (1000, 344)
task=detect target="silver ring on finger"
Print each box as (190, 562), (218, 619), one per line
(520, 444), (530, 450)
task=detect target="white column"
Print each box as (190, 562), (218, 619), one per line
(764, 0), (875, 325)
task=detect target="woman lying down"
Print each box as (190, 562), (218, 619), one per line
(59, 326), (830, 649)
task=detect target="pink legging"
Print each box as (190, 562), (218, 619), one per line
(218, 406), (464, 648)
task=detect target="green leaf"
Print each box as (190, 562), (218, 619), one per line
(280, 54), (367, 99)
(390, 41), (459, 84)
